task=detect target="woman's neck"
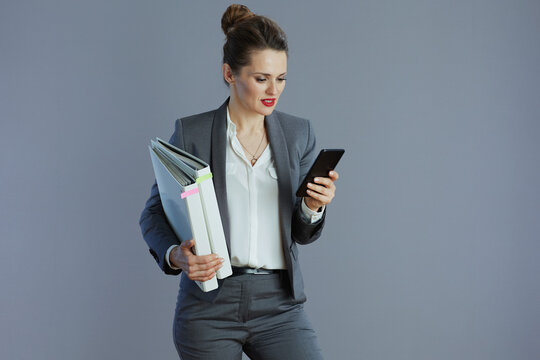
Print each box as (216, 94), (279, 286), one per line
(228, 96), (265, 135)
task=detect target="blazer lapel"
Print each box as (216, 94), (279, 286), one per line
(210, 99), (231, 248)
(265, 112), (294, 249)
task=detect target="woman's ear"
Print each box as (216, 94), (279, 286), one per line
(222, 63), (235, 85)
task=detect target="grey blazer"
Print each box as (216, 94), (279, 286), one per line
(139, 99), (326, 302)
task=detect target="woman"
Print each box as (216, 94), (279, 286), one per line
(140, 4), (339, 359)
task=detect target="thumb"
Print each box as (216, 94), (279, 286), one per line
(180, 239), (194, 252)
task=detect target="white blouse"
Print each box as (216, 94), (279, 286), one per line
(225, 109), (285, 269)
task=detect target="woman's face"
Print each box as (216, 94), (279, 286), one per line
(226, 49), (287, 117)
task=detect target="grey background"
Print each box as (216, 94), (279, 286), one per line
(1, 0), (539, 359)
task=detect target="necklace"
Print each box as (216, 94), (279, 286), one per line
(239, 130), (266, 166)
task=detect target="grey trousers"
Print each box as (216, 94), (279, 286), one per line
(172, 272), (324, 360)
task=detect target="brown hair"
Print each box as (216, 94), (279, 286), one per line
(221, 4), (288, 76)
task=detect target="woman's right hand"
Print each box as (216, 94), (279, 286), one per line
(169, 240), (224, 281)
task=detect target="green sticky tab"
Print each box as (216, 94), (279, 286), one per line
(196, 173), (213, 183)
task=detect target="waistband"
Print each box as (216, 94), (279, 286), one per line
(231, 266), (286, 276)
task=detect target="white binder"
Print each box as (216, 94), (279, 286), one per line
(149, 138), (232, 291)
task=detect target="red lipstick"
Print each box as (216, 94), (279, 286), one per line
(261, 98), (276, 107)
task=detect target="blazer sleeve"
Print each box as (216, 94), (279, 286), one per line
(291, 120), (326, 245)
(138, 119), (186, 275)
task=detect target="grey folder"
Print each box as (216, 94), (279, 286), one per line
(149, 138), (232, 291)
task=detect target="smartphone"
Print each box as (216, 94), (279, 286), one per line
(296, 149), (345, 197)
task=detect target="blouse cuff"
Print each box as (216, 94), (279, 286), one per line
(301, 198), (325, 224)
(166, 244), (180, 270)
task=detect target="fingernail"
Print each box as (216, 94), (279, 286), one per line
(314, 177), (319, 182)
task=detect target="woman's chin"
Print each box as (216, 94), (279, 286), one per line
(257, 104), (277, 116)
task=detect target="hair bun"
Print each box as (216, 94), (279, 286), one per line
(221, 4), (255, 36)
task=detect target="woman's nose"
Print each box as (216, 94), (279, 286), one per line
(266, 81), (278, 95)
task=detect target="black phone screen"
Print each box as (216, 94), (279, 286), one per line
(296, 149), (344, 197)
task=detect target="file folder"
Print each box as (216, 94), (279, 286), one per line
(148, 138), (232, 291)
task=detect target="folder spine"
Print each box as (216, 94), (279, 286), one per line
(183, 183), (219, 292)
(196, 174), (233, 279)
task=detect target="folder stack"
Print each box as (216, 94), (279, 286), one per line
(149, 138), (232, 292)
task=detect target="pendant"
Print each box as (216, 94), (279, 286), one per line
(251, 158), (257, 166)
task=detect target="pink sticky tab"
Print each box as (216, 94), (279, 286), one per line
(181, 188), (199, 199)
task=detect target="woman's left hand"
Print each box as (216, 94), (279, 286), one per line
(304, 170), (339, 211)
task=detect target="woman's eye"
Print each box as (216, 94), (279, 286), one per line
(256, 78), (267, 82)
(278, 78), (287, 82)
